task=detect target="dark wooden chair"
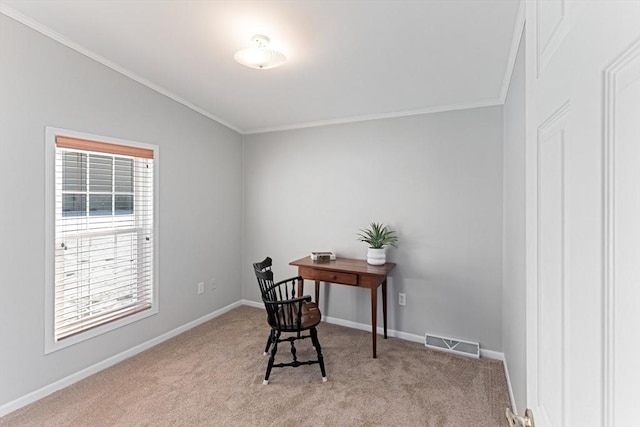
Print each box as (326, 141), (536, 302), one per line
(253, 257), (327, 384)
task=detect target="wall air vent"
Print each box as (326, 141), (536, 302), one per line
(424, 333), (480, 358)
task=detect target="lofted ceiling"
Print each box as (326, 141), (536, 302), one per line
(0, 0), (522, 134)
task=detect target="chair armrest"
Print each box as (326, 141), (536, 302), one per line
(263, 295), (311, 307)
(273, 275), (303, 288)
(263, 294), (314, 330)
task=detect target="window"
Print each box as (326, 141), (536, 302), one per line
(45, 128), (157, 351)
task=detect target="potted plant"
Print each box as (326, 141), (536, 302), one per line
(357, 222), (398, 265)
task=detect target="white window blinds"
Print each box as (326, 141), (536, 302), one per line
(54, 136), (154, 341)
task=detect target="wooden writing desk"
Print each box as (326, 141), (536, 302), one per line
(289, 256), (396, 358)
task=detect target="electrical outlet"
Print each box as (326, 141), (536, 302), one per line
(211, 278), (217, 291)
(197, 282), (204, 294)
(398, 293), (406, 306)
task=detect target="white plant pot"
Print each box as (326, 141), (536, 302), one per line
(367, 247), (386, 265)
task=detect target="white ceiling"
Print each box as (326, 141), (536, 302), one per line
(1, 0), (522, 134)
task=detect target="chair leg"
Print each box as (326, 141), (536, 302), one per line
(264, 330), (280, 385)
(310, 327), (327, 382)
(263, 330), (274, 356)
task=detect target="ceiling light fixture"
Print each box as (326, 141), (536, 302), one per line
(234, 35), (286, 70)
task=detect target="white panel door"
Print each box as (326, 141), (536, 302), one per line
(604, 37), (640, 427)
(525, 1), (640, 426)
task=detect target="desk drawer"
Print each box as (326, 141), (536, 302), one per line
(300, 267), (358, 286)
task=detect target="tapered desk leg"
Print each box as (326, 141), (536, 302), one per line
(297, 278), (304, 299)
(298, 279), (321, 305)
(382, 280), (388, 339)
(371, 285), (377, 358)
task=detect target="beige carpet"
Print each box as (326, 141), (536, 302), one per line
(1, 306), (511, 426)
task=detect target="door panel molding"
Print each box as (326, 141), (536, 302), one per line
(603, 38), (640, 427)
(537, 0), (570, 76)
(536, 101), (571, 426)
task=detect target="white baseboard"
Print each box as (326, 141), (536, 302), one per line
(479, 348), (504, 361)
(320, 313), (505, 362)
(240, 299), (263, 309)
(321, 314), (425, 344)
(0, 300), (243, 417)
(502, 356), (518, 414)
(2, 299), (510, 417)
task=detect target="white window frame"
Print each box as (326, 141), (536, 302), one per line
(44, 126), (159, 354)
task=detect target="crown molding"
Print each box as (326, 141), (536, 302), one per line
(0, 4), (242, 134)
(243, 97), (504, 135)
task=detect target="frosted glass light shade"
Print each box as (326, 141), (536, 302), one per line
(234, 35), (286, 70)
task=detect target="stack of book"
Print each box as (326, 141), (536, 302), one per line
(310, 251), (336, 261)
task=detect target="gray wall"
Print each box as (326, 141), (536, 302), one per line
(0, 9), (518, 412)
(243, 107), (504, 351)
(502, 31), (526, 412)
(0, 15), (243, 407)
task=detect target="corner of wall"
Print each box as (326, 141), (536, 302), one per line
(499, 1), (526, 103)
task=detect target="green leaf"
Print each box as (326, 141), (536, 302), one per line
(356, 222), (398, 249)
